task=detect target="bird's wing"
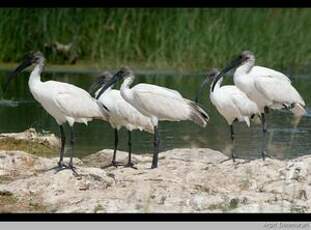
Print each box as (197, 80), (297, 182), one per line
(105, 90), (153, 132)
(253, 66), (291, 83)
(224, 86), (259, 116)
(133, 84), (183, 100)
(53, 83), (107, 119)
(253, 70), (305, 106)
(132, 85), (190, 121)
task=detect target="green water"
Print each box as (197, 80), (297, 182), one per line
(0, 70), (311, 160)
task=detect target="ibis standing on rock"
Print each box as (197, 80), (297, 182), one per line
(4, 52), (109, 173)
(96, 67), (209, 169)
(213, 50), (306, 159)
(89, 71), (154, 169)
(195, 68), (260, 161)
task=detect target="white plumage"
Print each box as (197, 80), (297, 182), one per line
(215, 50), (306, 160)
(208, 69), (259, 127)
(233, 52), (305, 117)
(95, 80), (153, 134)
(196, 68), (259, 161)
(91, 72), (154, 168)
(120, 81), (209, 128)
(31, 78), (108, 126)
(7, 52), (109, 172)
(96, 67), (209, 168)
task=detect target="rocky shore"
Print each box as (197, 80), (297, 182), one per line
(0, 129), (310, 213)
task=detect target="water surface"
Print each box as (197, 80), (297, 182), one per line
(0, 70), (310, 160)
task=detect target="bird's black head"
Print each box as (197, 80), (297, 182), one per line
(95, 66), (134, 100)
(195, 68), (220, 104)
(3, 51), (45, 94)
(238, 50), (255, 64)
(206, 68), (220, 82)
(210, 50), (255, 92)
(117, 66), (134, 79)
(89, 71), (113, 97)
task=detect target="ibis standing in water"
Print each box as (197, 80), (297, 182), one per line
(89, 71), (154, 168)
(4, 52), (109, 173)
(96, 67), (209, 169)
(214, 50), (306, 159)
(195, 68), (260, 160)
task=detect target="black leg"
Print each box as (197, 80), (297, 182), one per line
(128, 131), (132, 163)
(261, 112), (267, 133)
(55, 125), (79, 176)
(230, 124), (234, 141)
(112, 129), (121, 167)
(68, 126), (80, 176)
(125, 131), (137, 169)
(69, 126), (75, 168)
(260, 112), (269, 161)
(151, 125), (160, 169)
(58, 125), (66, 167)
(230, 124), (236, 162)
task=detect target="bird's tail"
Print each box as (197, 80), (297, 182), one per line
(291, 103), (305, 117)
(187, 100), (209, 127)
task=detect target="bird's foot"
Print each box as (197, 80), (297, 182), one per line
(41, 161), (67, 172)
(231, 152), (236, 163)
(111, 160), (123, 168)
(58, 161), (67, 168)
(68, 162), (80, 177)
(54, 162), (80, 177)
(124, 162), (138, 170)
(261, 151), (272, 161)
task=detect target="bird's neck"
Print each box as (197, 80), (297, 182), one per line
(95, 86), (112, 99)
(29, 63), (44, 89)
(120, 75), (135, 92)
(120, 75), (135, 102)
(236, 59), (254, 75)
(210, 77), (223, 92)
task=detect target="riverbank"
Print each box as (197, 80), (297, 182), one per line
(0, 129), (310, 213)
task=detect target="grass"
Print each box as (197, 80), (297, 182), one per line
(0, 8), (311, 71)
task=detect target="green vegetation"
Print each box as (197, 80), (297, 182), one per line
(0, 137), (57, 157)
(0, 8), (311, 71)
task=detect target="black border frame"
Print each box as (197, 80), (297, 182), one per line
(0, 0), (311, 7)
(1, 213), (311, 221)
(0, 1), (311, 222)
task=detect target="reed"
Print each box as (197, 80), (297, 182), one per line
(0, 8), (310, 71)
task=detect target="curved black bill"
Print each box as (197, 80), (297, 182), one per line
(89, 77), (108, 97)
(211, 57), (242, 92)
(3, 58), (32, 94)
(194, 78), (209, 104)
(95, 71), (122, 100)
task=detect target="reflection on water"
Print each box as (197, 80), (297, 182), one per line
(0, 70), (311, 160)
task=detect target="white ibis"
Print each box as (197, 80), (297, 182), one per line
(4, 51), (109, 174)
(96, 67), (209, 168)
(195, 68), (260, 160)
(214, 50), (305, 159)
(89, 71), (154, 168)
